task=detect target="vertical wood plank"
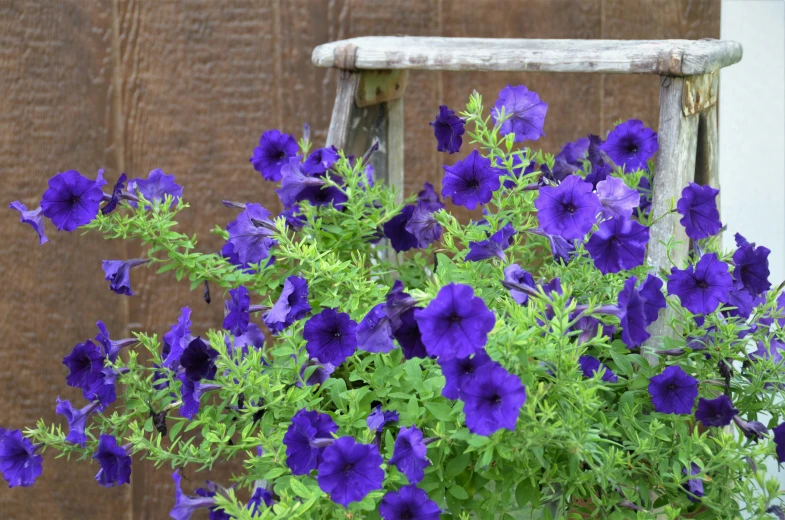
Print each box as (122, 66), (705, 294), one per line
(326, 71), (362, 150)
(695, 104), (720, 193)
(387, 98), (405, 206)
(0, 1), (132, 518)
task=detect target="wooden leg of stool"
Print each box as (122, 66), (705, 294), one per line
(695, 104), (720, 210)
(326, 70), (361, 150)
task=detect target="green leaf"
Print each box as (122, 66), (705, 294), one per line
(445, 452), (471, 479)
(289, 478), (311, 499)
(610, 350), (633, 376)
(424, 402), (453, 422)
(515, 479), (540, 509)
(448, 485), (469, 500)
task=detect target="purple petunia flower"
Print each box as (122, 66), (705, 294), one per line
(676, 183), (721, 240)
(389, 425), (430, 484)
(442, 150), (503, 210)
(41, 169), (106, 232)
(415, 283), (496, 360)
(93, 434), (132, 487)
(247, 485), (274, 514)
(596, 177), (640, 220)
(84, 367), (121, 410)
(9, 201), (48, 244)
(101, 173), (127, 215)
(551, 137), (589, 181)
(465, 222), (517, 262)
(367, 406), (399, 432)
(263, 276), (311, 334)
(639, 275), (667, 325)
(491, 85), (548, 142)
(170, 470), (217, 520)
(127, 169), (183, 208)
(0, 429), (43, 487)
(503, 264), (536, 305)
(578, 355), (618, 383)
(94, 321), (136, 363)
(725, 281), (755, 319)
(749, 338), (785, 364)
(405, 200), (444, 248)
(682, 463), (704, 503)
(535, 175), (601, 240)
(773, 423), (785, 462)
(357, 304), (396, 354)
(384, 205), (419, 252)
(733, 233), (771, 296)
(195, 482), (231, 520)
(667, 253), (733, 315)
(303, 308), (357, 367)
(223, 286), (251, 336)
(379, 485), (442, 520)
(526, 227), (577, 264)
(637, 176), (653, 215)
(276, 157), (327, 208)
(250, 129), (298, 181)
(430, 105), (465, 154)
(55, 398), (101, 447)
(63, 339), (105, 390)
(317, 437), (384, 507)
(180, 337), (218, 381)
(614, 276), (651, 348)
(600, 119), (658, 172)
(585, 217), (649, 274)
(102, 258), (149, 296)
(178, 373), (221, 419)
(648, 365), (698, 414)
(283, 409), (338, 475)
(298, 358), (335, 387)
(162, 307), (193, 371)
(393, 308), (429, 359)
(418, 182), (440, 203)
(226, 203), (278, 267)
(302, 146), (339, 176)
(460, 363), (526, 436)
(695, 395), (738, 427)
(439, 350), (494, 400)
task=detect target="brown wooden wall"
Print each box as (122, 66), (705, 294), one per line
(0, 1), (719, 518)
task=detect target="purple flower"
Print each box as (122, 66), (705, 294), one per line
(379, 485), (442, 520)
(527, 228), (576, 264)
(393, 308), (429, 359)
(298, 358), (335, 387)
(385, 280), (418, 329)
(578, 356), (618, 383)
(55, 398), (100, 447)
(0, 429), (43, 487)
(85, 367), (121, 410)
(677, 183), (721, 240)
(9, 201), (48, 244)
(283, 409), (339, 475)
(41, 169), (106, 231)
(127, 169), (183, 208)
(170, 470), (217, 520)
(195, 483), (230, 520)
(466, 222), (517, 262)
(585, 217), (649, 274)
(367, 406), (399, 432)
(415, 283), (495, 360)
(101, 173), (127, 215)
(405, 200), (444, 248)
(227, 203), (278, 266)
(163, 307), (193, 370)
(614, 276), (651, 348)
(749, 339), (785, 364)
(600, 119), (658, 172)
(247, 486), (274, 514)
(304, 308), (357, 367)
(439, 350), (494, 400)
(682, 463), (704, 503)
(725, 281), (755, 319)
(460, 363), (526, 436)
(596, 177), (640, 220)
(503, 264), (536, 305)
(773, 423), (785, 462)
(317, 437), (384, 507)
(733, 233), (771, 295)
(639, 275), (667, 325)
(63, 340), (105, 390)
(93, 434), (132, 487)
(384, 205), (419, 252)
(276, 157), (327, 208)
(179, 373), (221, 419)
(180, 337), (218, 381)
(418, 182), (440, 203)
(250, 129), (298, 181)
(430, 105), (465, 153)
(102, 258), (149, 296)
(357, 304), (396, 354)
(302, 146), (339, 176)
(442, 149), (503, 210)
(637, 176), (653, 215)
(389, 425), (430, 484)
(734, 416), (768, 441)
(535, 175), (600, 240)
(648, 365), (698, 414)
(552, 138), (589, 181)
(94, 321), (135, 363)
(491, 85), (548, 142)
(667, 253), (733, 315)
(223, 286), (251, 336)
(264, 276), (311, 333)
(695, 395), (738, 427)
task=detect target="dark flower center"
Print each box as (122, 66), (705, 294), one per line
(68, 195), (80, 207)
(448, 313), (462, 323)
(667, 383), (677, 392)
(399, 510), (414, 520)
(466, 179), (480, 190)
(333, 330), (343, 338)
(492, 394), (503, 405)
(696, 280), (709, 289)
(342, 462), (355, 474)
(563, 202), (577, 215)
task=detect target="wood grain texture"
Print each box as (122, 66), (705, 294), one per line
(312, 37), (741, 75)
(0, 0), (720, 517)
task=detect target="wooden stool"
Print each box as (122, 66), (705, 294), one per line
(312, 36), (742, 273)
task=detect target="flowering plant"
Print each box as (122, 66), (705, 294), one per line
(5, 85), (785, 520)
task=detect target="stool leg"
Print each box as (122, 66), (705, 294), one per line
(645, 75), (700, 352)
(326, 70), (361, 150)
(695, 104), (720, 210)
